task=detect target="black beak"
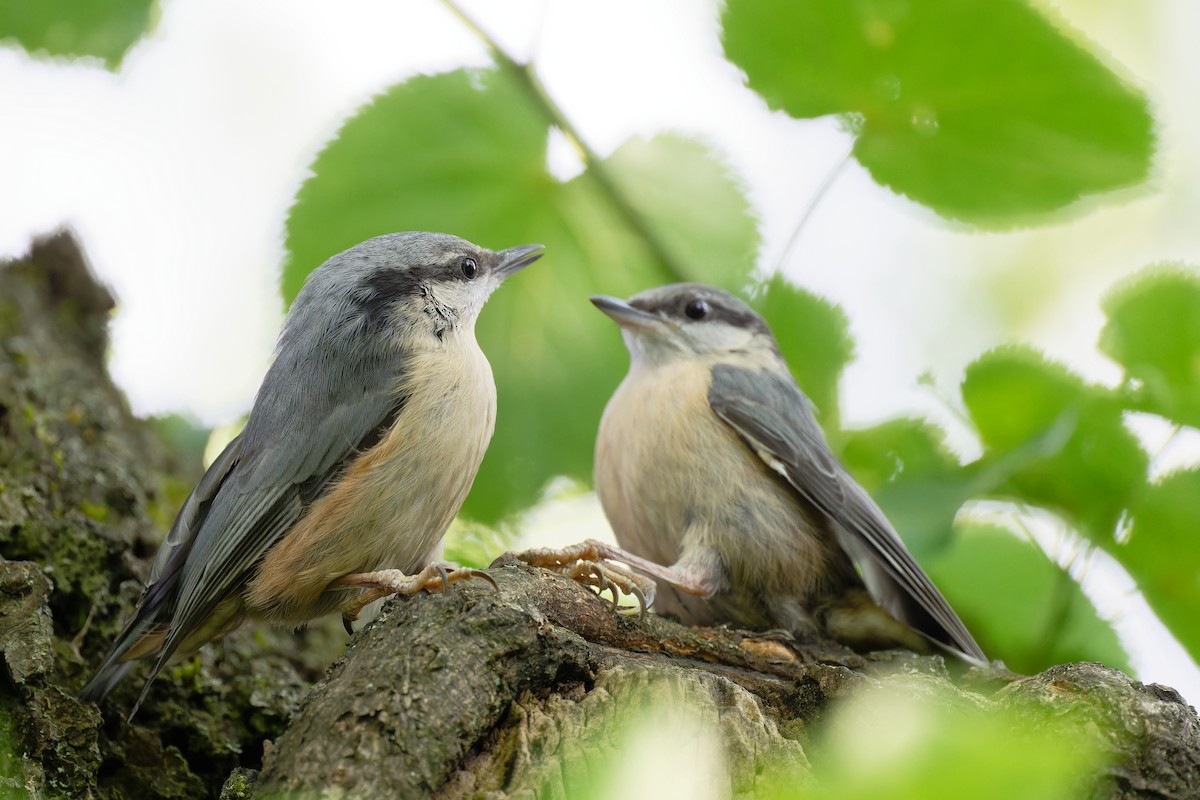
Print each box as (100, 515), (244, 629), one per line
(494, 244), (545, 279)
(590, 295), (661, 329)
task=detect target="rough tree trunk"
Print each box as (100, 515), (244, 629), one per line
(1, 234), (1197, 800)
(0, 233), (327, 799)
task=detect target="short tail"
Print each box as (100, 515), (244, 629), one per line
(77, 660), (138, 702)
(76, 611), (165, 711)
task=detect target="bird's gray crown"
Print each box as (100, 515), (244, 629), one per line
(292, 230), (477, 299)
(287, 232), (500, 332)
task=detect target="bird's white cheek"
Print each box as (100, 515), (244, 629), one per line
(622, 330), (686, 368)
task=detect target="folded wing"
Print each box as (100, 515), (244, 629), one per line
(708, 363), (986, 665)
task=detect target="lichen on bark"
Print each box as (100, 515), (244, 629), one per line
(2, 232), (1198, 799)
(0, 233), (325, 798)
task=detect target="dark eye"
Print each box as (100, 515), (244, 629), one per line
(460, 257), (478, 279)
(684, 298), (710, 320)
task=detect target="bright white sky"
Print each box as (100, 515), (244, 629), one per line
(1, 0), (1198, 699)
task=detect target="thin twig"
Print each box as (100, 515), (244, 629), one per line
(774, 147), (853, 274)
(69, 599), (99, 658)
(441, 0), (690, 282)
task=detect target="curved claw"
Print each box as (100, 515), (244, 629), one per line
(591, 563), (620, 611)
(434, 563), (451, 593)
(629, 583), (649, 620)
(468, 569), (499, 591)
(342, 615), (355, 636)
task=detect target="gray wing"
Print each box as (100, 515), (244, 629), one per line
(161, 350), (408, 665)
(78, 435), (244, 701)
(84, 354), (407, 708)
(708, 363), (986, 665)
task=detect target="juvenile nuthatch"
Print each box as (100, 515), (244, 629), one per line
(520, 283), (986, 665)
(80, 232), (543, 713)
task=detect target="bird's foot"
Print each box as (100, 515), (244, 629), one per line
(335, 562), (498, 634)
(508, 542), (657, 618)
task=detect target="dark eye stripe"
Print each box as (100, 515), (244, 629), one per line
(631, 293), (770, 335)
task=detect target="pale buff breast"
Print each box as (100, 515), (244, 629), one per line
(595, 358), (734, 566)
(245, 334), (496, 623)
(595, 357), (848, 628)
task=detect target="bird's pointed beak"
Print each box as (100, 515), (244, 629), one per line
(590, 295), (661, 329)
(494, 244), (545, 279)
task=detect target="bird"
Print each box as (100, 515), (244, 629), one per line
(80, 231), (543, 715)
(517, 283), (986, 666)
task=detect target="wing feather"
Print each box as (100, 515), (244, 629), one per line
(708, 363), (986, 665)
(162, 381), (405, 662)
(77, 435), (243, 701)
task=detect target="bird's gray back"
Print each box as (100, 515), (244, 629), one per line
(166, 234), (459, 655)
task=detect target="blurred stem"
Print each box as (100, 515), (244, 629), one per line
(1035, 558), (1079, 664)
(1015, 508), (1080, 664)
(442, 0), (688, 283)
(775, 148), (853, 274)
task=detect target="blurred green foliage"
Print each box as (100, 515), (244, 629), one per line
(145, 414), (210, 464)
(721, 0), (1155, 226)
(0, 0), (156, 68)
(283, 68), (758, 523)
(2, 0), (1189, 691)
(441, 517), (514, 573)
(925, 523), (1127, 674)
(752, 276), (854, 431)
(1101, 266), (1200, 428)
(273, 1), (1198, 674)
(787, 676), (1111, 799)
(557, 673), (1110, 799)
(962, 345), (1147, 542)
(1123, 468), (1200, 659)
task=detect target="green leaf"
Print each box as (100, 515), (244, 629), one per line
(961, 345), (1146, 542)
(785, 674), (1111, 800)
(838, 418), (969, 558)
(720, 0), (1154, 226)
(837, 412), (1073, 560)
(605, 134), (758, 291)
(1122, 470), (1200, 662)
(926, 522), (1129, 674)
(1100, 265), (1200, 428)
(752, 276), (853, 428)
(0, 0), (157, 68)
(283, 68), (550, 304)
(283, 68), (759, 523)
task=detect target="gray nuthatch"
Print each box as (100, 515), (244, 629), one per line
(520, 283), (986, 665)
(80, 231), (543, 714)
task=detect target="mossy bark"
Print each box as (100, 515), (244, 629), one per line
(1, 233), (1197, 799)
(249, 560), (1199, 799)
(0, 233), (322, 799)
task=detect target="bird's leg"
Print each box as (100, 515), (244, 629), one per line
(507, 538), (720, 617)
(556, 558), (653, 618)
(334, 562), (498, 632)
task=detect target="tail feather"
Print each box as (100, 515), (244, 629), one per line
(78, 594), (244, 718)
(77, 660), (137, 703)
(76, 611), (166, 705)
